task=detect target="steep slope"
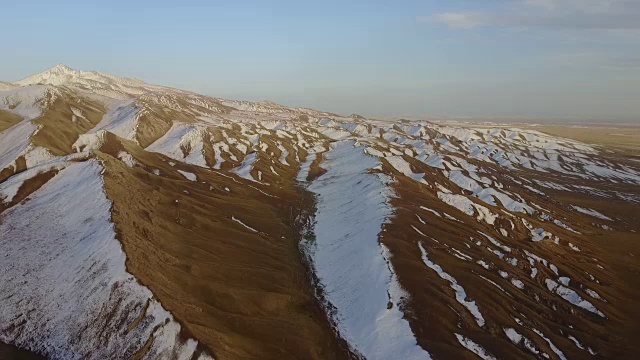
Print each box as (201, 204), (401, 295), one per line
(95, 139), (352, 359)
(1, 65), (639, 359)
(0, 158), (211, 359)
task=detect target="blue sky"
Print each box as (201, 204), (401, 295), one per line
(1, 0), (639, 121)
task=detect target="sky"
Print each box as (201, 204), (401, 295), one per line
(1, 0), (639, 122)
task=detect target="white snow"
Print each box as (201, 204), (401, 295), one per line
(503, 328), (542, 356)
(0, 158), (68, 204)
(385, 156), (426, 183)
(503, 328), (523, 345)
(436, 191), (497, 224)
(475, 187), (533, 214)
(146, 122), (208, 167)
(571, 206), (612, 220)
(117, 151), (137, 168)
(72, 130), (109, 153)
(232, 216), (258, 233)
(276, 142), (289, 165)
(177, 170), (197, 181)
(545, 279), (605, 317)
(212, 141), (233, 169)
(420, 206), (442, 217)
(455, 334), (496, 360)
(530, 267), (538, 279)
(568, 335), (585, 350)
(585, 288), (605, 301)
(478, 275), (507, 293)
(305, 140), (430, 360)
(0, 120), (38, 172)
(24, 145), (55, 168)
(480, 232), (511, 253)
(532, 328), (567, 360)
(296, 151), (316, 182)
(232, 152), (258, 182)
(0, 85), (52, 120)
(88, 100), (140, 142)
(412, 225), (427, 237)
(511, 279), (525, 289)
(422, 154), (445, 169)
(522, 219), (552, 242)
(489, 248), (505, 259)
(437, 192), (474, 216)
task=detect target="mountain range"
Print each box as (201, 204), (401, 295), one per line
(1, 65), (639, 359)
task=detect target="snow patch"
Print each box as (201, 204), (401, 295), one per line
(177, 170), (197, 181)
(232, 216), (258, 233)
(455, 334), (496, 360)
(571, 206), (612, 221)
(305, 140), (430, 360)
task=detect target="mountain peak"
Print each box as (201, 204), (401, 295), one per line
(49, 64), (75, 74)
(15, 64), (81, 86)
(13, 64), (146, 91)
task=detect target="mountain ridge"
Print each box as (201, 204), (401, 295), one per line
(1, 64), (640, 359)
(6, 64), (338, 118)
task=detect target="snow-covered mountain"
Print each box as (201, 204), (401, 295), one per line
(1, 65), (640, 360)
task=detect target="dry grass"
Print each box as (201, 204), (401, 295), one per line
(530, 125), (640, 157)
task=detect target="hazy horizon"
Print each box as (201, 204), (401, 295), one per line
(1, 0), (639, 122)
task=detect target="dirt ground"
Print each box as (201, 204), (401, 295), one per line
(96, 139), (354, 360)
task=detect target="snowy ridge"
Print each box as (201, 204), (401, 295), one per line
(0, 85), (58, 120)
(0, 160), (210, 359)
(88, 99), (142, 141)
(146, 122), (209, 167)
(305, 141), (430, 359)
(16, 64), (147, 93)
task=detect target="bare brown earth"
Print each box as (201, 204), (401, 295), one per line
(307, 150), (327, 182)
(377, 152), (640, 359)
(0, 109), (23, 132)
(95, 139), (353, 360)
(548, 180), (640, 354)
